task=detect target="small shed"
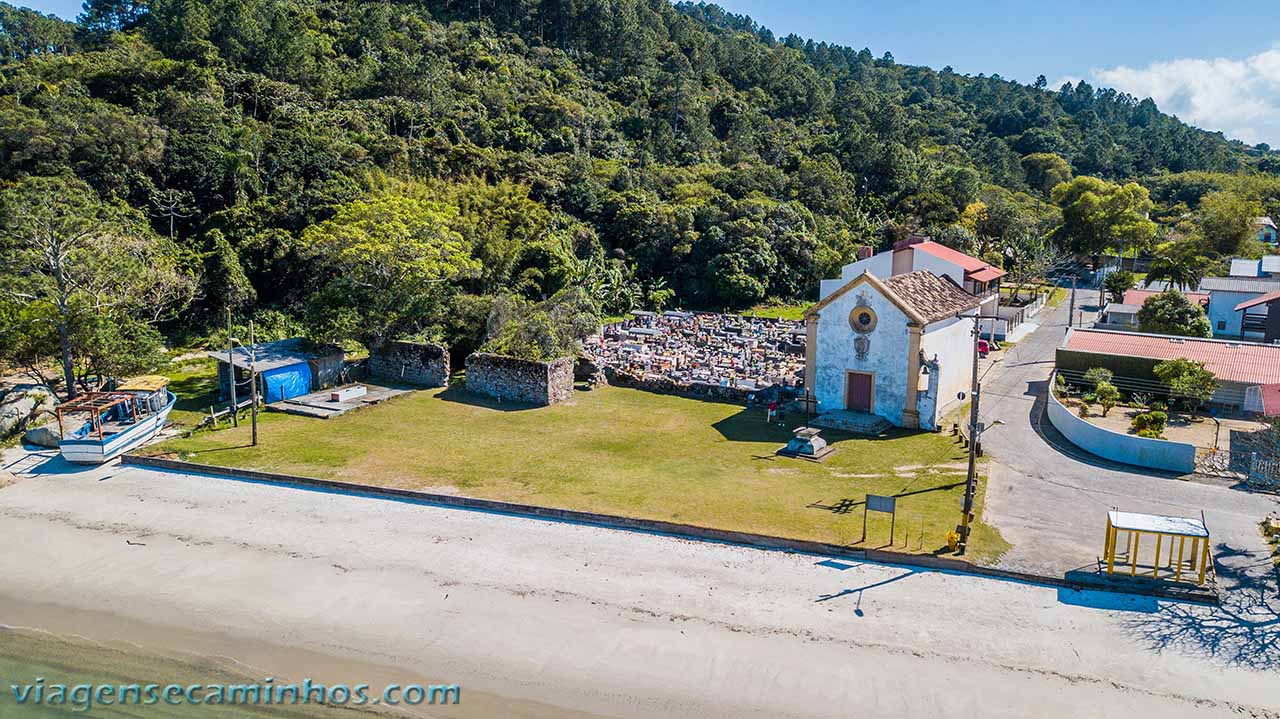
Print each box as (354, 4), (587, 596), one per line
(208, 338), (344, 404)
(1103, 510), (1213, 586)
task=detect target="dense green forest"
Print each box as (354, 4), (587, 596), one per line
(2, 0), (1279, 391)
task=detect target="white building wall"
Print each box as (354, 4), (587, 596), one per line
(1208, 290), (1260, 337)
(919, 313), (975, 425)
(908, 251), (966, 288)
(839, 253), (893, 284)
(820, 247), (966, 299)
(812, 287), (912, 427)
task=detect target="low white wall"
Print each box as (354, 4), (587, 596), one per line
(1046, 376), (1197, 474)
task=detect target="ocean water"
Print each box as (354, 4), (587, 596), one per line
(0, 628), (382, 718)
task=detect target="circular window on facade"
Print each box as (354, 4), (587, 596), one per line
(849, 306), (877, 334)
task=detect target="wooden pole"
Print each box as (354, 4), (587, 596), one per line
(228, 307), (238, 428)
(1198, 538), (1210, 585)
(250, 320), (259, 447)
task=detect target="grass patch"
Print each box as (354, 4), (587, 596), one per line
(1045, 286), (1068, 308)
(149, 385), (1009, 562)
(744, 302), (808, 321)
(162, 357), (222, 429)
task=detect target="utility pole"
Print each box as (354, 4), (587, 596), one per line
(249, 320), (259, 447)
(227, 308), (238, 427)
(958, 317), (982, 554)
(1067, 277), (1077, 331)
(957, 314), (1004, 555)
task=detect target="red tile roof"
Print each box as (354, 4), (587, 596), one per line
(1063, 328), (1280, 385)
(911, 241), (1007, 281)
(968, 267), (1005, 283)
(1263, 384), (1280, 417)
(882, 270), (981, 323)
(1234, 289), (1280, 312)
(1122, 289), (1209, 307)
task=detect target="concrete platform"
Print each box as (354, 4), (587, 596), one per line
(809, 410), (892, 436)
(267, 383), (413, 419)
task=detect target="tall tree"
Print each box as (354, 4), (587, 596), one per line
(301, 194), (480, 349)
(1050, 176), (1157, 262)
(1145, 239), (1211, 291)
(1197, 190), (1262, 256)
(1021, 153), (1071, 196)
(0, 175), (195, 397)
(1137, 290), (1211, 338)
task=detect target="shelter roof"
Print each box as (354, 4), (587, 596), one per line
(1234, 289), (1280, 312)
(911, 240), (1007, 281)
(1108, 511), (1208, 538)
(206, 338), (338, 373)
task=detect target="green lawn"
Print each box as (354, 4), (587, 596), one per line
(744, 302), (808, 321)
(149, 382), (1008, 561)
(164, 356), (223, 429)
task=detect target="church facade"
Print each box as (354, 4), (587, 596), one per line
(804, 270), (979, 431)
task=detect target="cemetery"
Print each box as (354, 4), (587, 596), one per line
(584, 310), (806, 400)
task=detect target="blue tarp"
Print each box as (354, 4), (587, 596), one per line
(262, 363), (312, 403)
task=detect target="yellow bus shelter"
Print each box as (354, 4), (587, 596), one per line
(1103, 510), (1213, 586)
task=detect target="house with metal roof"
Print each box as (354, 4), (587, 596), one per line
(207, 338), (345, 405)
(1199, 274), (1280, 339)
(1058, 327), (1280, 409)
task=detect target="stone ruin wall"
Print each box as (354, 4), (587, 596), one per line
(370, 341), (450, 387)
(602, 367), (763, 404)
(466, 353), (573, 406)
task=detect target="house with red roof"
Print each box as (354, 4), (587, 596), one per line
(818, 234), (1006, 318)
(1058, 327), (1280, 412)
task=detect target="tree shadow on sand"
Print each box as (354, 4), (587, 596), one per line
(1120, 543), (1280, 671)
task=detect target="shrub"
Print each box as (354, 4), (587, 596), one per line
(1131, 392), (1152, 409)
(1131, 410), (1168, 438)
(1078, 403), (1090, 418)
(1095, 381), (1121, 417)
(1151, 400), (1167, 412)
(1084, 367), (1114, 387)
(1154, 358), (1218, 413)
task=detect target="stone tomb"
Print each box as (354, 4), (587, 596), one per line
(776, 426), (835, 461)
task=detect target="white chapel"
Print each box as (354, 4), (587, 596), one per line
(803, 236), (1003, 431)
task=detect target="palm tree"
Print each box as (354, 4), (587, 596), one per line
(1144, 240), (1211, 291)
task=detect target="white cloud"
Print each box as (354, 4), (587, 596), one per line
(1090, 47), (1280, 147)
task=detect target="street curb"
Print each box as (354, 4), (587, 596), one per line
(120, 454), (1220, 604)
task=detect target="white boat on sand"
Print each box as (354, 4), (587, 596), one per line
(55, 376), (176, 464)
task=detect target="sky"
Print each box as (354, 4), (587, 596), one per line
(19, 0), (1280, 146)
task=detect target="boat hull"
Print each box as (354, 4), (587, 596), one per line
(59, 391), (176, 465)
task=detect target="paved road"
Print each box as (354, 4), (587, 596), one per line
(977, 292), (1280, 587)
(1, 453), (1278, 718)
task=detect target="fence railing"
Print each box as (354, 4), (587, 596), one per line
(1252, 454), (1280, 491)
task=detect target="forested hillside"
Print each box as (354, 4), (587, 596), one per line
(2, 0), (1278, 389)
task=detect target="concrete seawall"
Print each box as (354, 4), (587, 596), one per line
(1046, 375), (1197, 474)
(120, 454), (1217, 603)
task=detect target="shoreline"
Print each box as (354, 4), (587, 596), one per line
(0, 594), (602, 719)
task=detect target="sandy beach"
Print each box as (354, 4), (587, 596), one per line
(1, 448), (1278, 718)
